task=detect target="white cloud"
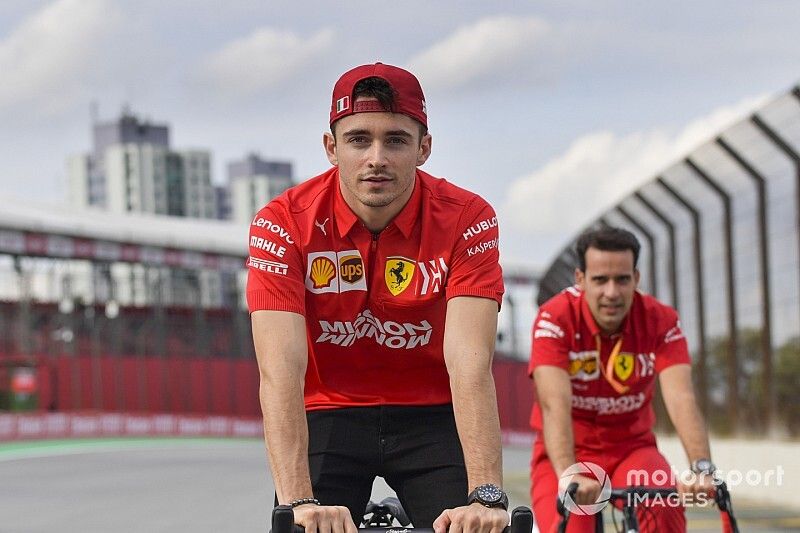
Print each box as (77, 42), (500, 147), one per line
(198, 27), (334, 97)
(407, 15), (550, 91)
(501, 93), (769, 264)
(0, 0), (120, 115)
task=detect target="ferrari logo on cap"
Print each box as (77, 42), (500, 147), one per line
(614, 353), (635, 382)
(385, 256), (415, 296)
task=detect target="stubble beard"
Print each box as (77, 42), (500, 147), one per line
(353, 173), (413, 209)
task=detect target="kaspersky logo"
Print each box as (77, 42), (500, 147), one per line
(558, 461), (612, 515)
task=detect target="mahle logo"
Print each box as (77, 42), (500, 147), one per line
(558, 461), (612, 515)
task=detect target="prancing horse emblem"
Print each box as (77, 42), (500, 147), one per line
(385, 256), (415, 296)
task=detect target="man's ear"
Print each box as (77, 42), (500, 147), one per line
(574, 267), (585, 290)
(416, 133), (432, 166)
(323, 132), (337, 166)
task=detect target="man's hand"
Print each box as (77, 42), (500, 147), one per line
(433, 503), (509, 533)
(677, 472), (716, 505)
(562, 474), (602, 506)
(293, 504), (358, 533)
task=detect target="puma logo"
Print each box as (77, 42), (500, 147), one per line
(315, 218), (329, 236)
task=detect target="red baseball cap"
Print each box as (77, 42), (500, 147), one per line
(329, 62), (427, 128)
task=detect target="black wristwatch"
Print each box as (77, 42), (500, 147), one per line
(467, 483), (508, 510)
(691, 458), (716, 475)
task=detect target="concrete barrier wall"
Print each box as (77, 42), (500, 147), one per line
(657, 435), (800, 510)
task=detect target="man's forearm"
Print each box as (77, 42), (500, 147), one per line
(252, 310), (314, 504)
(534, 366), (576, 476)
(443, 297), (503, 491)
(541, 402), (576, 476)
(450, 368), (503, 488)
(660, 365), (712, 464)
(669, 393), (711, 463)
(261, 379), (314, 503)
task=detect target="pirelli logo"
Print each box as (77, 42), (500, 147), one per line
(247, 256), (289, 276)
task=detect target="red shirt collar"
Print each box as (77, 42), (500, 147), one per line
(579, 289), (637, 338)
(333, 169), (422, 239)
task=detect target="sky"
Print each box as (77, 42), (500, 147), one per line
(2, 0), (800, 270)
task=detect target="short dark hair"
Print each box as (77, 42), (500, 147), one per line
(331, 76), (428, 139)
(575, 226), (641, 271)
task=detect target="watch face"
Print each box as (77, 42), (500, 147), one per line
(477, 484), (502, 503)
(695, 459), (714, 473)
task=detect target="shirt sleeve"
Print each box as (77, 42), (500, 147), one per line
(528, 304), (571, 375)
(654, 306), (691, 372)
(245, 203), (305, 315)
(445, 196), (504, 306)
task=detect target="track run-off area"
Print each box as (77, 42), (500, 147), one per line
(0, 438), (797, 532)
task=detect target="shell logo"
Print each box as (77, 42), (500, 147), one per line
(305, 250), (367, 294)
(310, 256), (336, 289)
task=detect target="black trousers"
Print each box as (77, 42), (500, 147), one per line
(303, 404), (468, 527)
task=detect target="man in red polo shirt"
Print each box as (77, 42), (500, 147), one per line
(247, 63), (509, 533)
(529, 227), (716, 532)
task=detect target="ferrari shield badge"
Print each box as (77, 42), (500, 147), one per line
(385, 256), (415, 296)
(614, 353), (635, 382)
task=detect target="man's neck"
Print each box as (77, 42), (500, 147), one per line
(356, 204), (403, 233)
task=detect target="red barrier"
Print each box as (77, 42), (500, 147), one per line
(1, 353), (533, 442)
(0, 412), (263, 441)
(209, 359), (233, 415)
(492, 356), (535, 434)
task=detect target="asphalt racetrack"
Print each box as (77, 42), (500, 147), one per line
(0, 438), (796, 532)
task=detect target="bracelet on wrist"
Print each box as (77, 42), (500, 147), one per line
(289, 498), (321, 508)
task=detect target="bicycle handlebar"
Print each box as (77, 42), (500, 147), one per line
(556, 481), (739, 533)
(270, 505), (534, 533)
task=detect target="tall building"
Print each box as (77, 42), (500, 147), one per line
(176, 150), (216, 219)
(227, 153), (294, 224)
(68, 111), (216, 220)
(214, 185), (232, 221)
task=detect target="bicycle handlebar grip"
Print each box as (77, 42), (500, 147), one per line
(271, 504), (535, 533)
(556, 482), (579, 517)
(510, 506), (533, 533)
(271, 505), (295, 533)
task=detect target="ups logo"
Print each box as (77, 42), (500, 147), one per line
(339, 255), (364, 283)
(567, 350), (600, 382)
(305, 249), (367, 294)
